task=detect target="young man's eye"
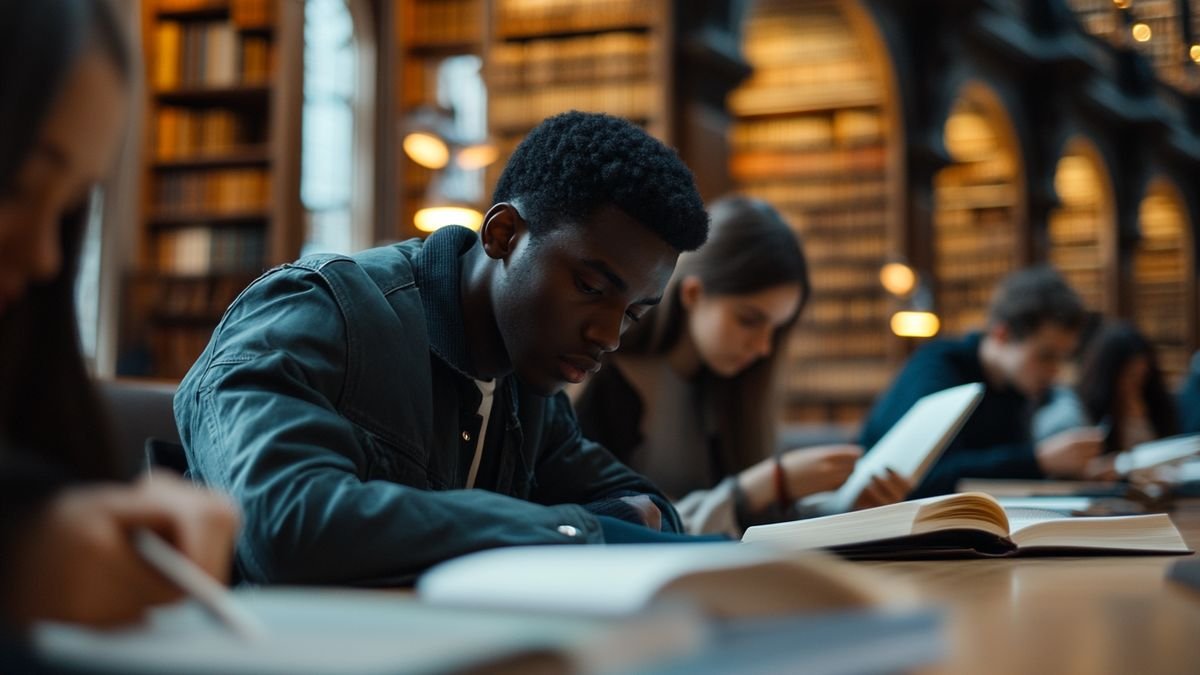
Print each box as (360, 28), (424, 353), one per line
(625, 310), (642, 323)
(575, 276), (602, 295)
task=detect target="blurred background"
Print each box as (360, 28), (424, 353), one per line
(87, 0), (1198, 432)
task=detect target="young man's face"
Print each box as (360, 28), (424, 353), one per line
(490, 205), (679, 396)
(988, 322), (1080, 399)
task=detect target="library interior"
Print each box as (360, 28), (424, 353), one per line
(4, 0), (1200, 674)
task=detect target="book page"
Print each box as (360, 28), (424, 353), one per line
(1008, 512), (1190, 553)
(823, 383), (984, 513)
(418, 543), (879, 618)
(35, 589), (619, 675)
(1115, 433), (1200, 475)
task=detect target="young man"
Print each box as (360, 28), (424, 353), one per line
(175, 112), (710, 584)
(860, 266), (1102, 498)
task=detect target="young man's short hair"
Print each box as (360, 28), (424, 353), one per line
(492, 111), (709, 252)
(987, 265), (1086, 339)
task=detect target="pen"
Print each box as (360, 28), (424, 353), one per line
(133, 529), (266, 641)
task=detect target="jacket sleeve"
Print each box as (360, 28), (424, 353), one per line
(529, 393), (685, 533)
(175, 265), (604, 587)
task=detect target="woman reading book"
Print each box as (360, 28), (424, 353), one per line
(1035, 321), (1179, 465)
(573, 196), (909, 536)
(0, 0), (239, 647)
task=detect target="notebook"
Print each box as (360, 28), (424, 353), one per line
(742, 491), (1191, 559)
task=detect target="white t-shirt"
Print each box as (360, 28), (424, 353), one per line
(465, 379), (496, 489)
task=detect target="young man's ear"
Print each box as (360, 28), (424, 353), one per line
(987, 322), (1012, 346)
(679, 275), (704, 311)
(480, 203), (526, 260)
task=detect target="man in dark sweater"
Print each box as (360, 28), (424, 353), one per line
(860, 266), (1103, 498)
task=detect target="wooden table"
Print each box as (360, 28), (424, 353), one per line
(869, 500), (1200, 675)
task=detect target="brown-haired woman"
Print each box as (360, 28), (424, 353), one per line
(0, 0), (239, 643)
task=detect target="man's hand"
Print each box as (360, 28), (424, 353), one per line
(1037, 428), (1105, 478)
(618, 495), (662, 531)
(853, 468), (912, 510)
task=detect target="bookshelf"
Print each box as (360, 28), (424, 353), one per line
(728, 0), (896, 423)
(1048, 138), (1115, 314)
(395, 0), (488, 239)
(124, 0), (302, 379)
(1134, 179), (1196, 385)
(485, 0), (672, 192)
(933, 88), (1023, 336)
(1067, 0), (1198, 93)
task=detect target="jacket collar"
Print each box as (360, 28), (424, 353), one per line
(413, 226), (482, 380)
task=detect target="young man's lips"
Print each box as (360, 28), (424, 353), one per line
(559, 356), (600, 383)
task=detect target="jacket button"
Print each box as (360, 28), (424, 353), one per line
(557, 525), (578, 537)
(461, 431), (471, 442)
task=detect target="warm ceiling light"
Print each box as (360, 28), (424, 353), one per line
(891, 311), (940, 338)
(1113, 0), (1131, 8)
(1191, 45), (1200, 63)
(457, 143), (500, 170)
(415, 206), (483, 233)
(403, 132), (450, 170)
(880, 262), (917, 297)
(1132, 23), (1152, 42)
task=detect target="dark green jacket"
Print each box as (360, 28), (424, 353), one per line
(175, 227), (682, 586)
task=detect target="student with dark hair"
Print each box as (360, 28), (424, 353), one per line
(573, 196), (908, 535)
(0, 0), (238, 638)
(1035, 321), (1179, 456)
(175, 111), (712, 584)
(1181, 352), (1200, 434)
(860, 265), (1099, 497)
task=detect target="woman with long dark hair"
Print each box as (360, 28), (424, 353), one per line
(0, 0), (238, 636)
(573, 196), (908, 535)
(1036, 321), (1179, 455)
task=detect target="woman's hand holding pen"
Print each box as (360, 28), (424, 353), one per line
(1, 472), (239, 629)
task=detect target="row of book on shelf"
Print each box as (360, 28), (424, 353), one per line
(730, 146), (886, 181)
(155, 168), (270, 214)
(791, 331), (892, 359)
(155, 107), (262, 159)
(489, 32), (653, 90)
(156, 226), (266, 276)
(153, 21), (273, 90)
(806, 296), (889, 325)
(731, 110), (885, 151)
(490, 82), (656, 131)
(405, 0), (483, 45)
(494, 0), (655, 37)
(743, 178), (889, 209)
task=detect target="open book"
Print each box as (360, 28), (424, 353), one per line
(806, 383), (984, 514)
(743, 491), (1191, 558)
(1114, 433), (1200, 475)
(416, 543), (891, 618)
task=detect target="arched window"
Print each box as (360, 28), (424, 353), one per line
(1135, 179), (1195, 384)
(1048, 137), (1116, 313)
(301, 0), (371, 255)
(933, 84), (1024, 334)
